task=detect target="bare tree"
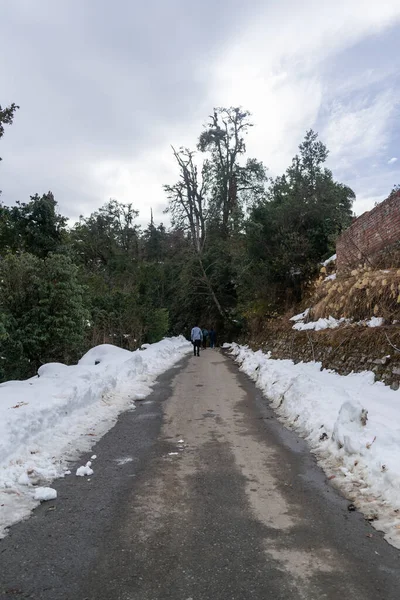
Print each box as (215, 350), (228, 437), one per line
(164, 147), (225, 318)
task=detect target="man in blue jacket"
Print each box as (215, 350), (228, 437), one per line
(191, 324), (203, 356)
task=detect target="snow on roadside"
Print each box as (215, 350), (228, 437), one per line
(226, 343), (400, 549)
(322, 253), (336, 266)
(0, 336), (191, 537)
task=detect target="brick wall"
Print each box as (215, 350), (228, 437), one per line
(336, 191), (400, 273)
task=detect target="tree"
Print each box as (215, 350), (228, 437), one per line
(0, 102), (19, 194)
(245, 130), (354, 309)
(0, 192), (67, 257)
(164, 107), (267, 328)
(198, 107), (266, 236)
(71, 199), (140, 270)
(0, 253), (88, 380)
(0, 103), (19, 159)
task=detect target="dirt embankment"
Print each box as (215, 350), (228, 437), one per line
(246, 318), (400, 389)
(245, 260), (400, 389)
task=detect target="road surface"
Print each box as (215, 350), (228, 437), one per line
(1, 349), (400, 599)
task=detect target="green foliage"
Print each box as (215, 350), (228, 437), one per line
(0, 102), (19, 161)
(0, 253), (88, 380)
(0, 192), (67, 257)
(244, 130), (354, 310)
(146, 308), (169, 343)
(0, 102), (19, 194)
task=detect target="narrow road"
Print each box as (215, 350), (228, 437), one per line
(1, 349), (400, 599)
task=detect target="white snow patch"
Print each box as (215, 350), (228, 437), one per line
(322, 254), (336, 266)
(76, 462), (93, 477)
(388, 157), (398, 165)
(34, 487), (57, 501)
(228, 343), (400, 549)
(324, 273), (337, 282)
(0, 336), (192, 537)
(293, 316), (347, 331)
(290, 308), (310, 322)
(366, 317), (384, 328)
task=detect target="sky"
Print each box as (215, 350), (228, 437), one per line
(0, 0), (399, 226)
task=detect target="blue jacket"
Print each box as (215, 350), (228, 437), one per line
(191, 326), (203, 341)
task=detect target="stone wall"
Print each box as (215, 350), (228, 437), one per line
(248, 321), (400, 390)
(336, 190), (400, 273)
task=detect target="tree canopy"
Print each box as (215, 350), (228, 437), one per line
(0, 102), (356, 380)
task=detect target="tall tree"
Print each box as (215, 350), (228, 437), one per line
(245, 130), (354, 308)
(198, 107), (266, 236)
(0, 253), (88, 380)
(0, 192), (67, 257)
(0, 102), (19, 193)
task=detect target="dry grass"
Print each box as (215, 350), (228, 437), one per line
(308, 266), (400, 322)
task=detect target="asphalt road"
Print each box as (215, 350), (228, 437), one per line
(1, 349), (400, 599)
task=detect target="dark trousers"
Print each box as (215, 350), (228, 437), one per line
(202, 338), (207, 349)
(193, 340), (201, 356)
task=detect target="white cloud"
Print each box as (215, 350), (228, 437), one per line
(207, 0), (400, 178)
(388, 157), (398, 164)
(1, 0), (400, 222)
(323, 90), (398, 166)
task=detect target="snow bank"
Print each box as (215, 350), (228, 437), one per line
(227, 343), (400, 549)
(0, 336), (191, 536)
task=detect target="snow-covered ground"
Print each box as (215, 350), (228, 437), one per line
(225, 343), (400, 549)
(0, 337), (191, 537)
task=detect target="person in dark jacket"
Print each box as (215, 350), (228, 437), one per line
(202, 328), (209, 349)
(209, 327), (216, 349)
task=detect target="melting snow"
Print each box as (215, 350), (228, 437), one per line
(227, 343), (400, 549)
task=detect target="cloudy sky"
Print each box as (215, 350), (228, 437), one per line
(1, 0), (399, 226)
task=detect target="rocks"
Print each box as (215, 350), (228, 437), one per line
(390, 381), (400, 391)
(373, 356), (390, 365)
(392, 367), (400, 376)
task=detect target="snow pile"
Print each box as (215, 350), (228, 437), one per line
(227, 343), (400, 548)
(34, 487), (57, 502)
(293, 315), (347, 331)
(322, 254), (336, 267)
(290, 311), (384, 331)
(76, 462), (94, 477)
(366, 317), (385, 328)
(324, 273), (337, 282)
(290, 308), (310, 323)
(0, 336), (191, 536)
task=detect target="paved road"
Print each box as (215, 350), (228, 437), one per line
(1, 350), (400, 599)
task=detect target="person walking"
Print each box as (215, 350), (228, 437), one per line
(202, 327), (209, 349)
(209, 327), (216, 349)
(191, 324), (203, 356)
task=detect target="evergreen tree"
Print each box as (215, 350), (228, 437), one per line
(0, 192), (67, 257)
(0, 253), (88, 380)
